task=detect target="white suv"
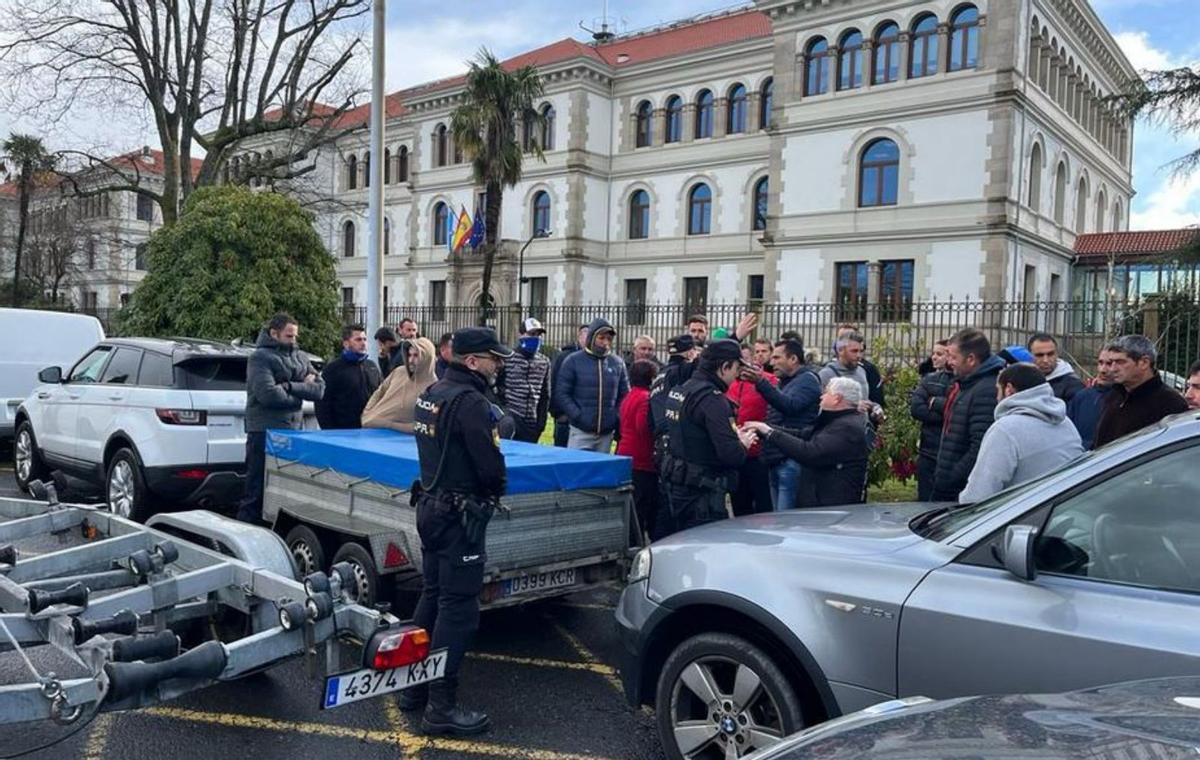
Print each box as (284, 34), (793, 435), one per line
(13, 337), (312, 521)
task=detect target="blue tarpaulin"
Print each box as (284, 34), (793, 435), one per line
(266, 428), (631, 495)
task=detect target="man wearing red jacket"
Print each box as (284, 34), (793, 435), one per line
(616, 360), (660, 539)
(727, 345), (777, 516)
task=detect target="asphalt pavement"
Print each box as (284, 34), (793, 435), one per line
(0, 464), (666, 760)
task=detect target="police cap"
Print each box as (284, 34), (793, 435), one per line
(453, 327), (515, 358)
(667, 334), (695, 355)
(701, 338), (745, 365)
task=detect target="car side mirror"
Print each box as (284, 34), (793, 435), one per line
(38, 366), (63, 384)
(997, 525), (1038, 582)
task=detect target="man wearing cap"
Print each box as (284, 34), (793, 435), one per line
(496, 318), (553, 443)
(553, 317), (630, 452)
(404, 327), (512, 736)
(659, 339), (757, 536)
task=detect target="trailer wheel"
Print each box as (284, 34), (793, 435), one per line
(285, 525), (327, 579)
(331, 542), (378, 608)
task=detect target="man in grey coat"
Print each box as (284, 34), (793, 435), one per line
(237, 313), (325, 523)
(959, 362), (1082, 503)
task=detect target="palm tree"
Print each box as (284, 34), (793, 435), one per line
(450, 48), (546, 324)
(1, 134), (57, 307)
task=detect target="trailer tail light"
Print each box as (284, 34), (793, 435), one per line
(365, 626), (430, 671)
(156, 409), (207, 425)
(382, 542), (409, 569)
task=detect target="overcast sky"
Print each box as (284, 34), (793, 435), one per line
(2, 0), (1195, 230)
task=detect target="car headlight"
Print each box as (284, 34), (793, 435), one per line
(628, 547), (652, 584)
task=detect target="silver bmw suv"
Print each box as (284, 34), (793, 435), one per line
(617, 413), (1200, 760)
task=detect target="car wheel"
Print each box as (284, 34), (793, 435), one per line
(331, 542), (378, 608)
(286, 525), (327, 579)
(656, 632), (804, 760)
(107, 448), (153, 522)
(13, 421), (49, 493)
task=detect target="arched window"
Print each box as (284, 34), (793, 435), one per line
(665, 96), (683, 143)
(1053, 162), (1067, 225)
(873, 23), (901, 84)
(342, 220), (355, 258)
(522, 115), (536, 152)
(531, 190), (551, 235)
(398, 146), (409, 182)
(727, 83), (748, 134)
(347, 154), (358, 190)
(805, 38), (831, 95)
(384, 217), (392, 256)
(363, 151), (371, 188)
(694, 90), (714, 139)
(1028, 143), (1042, 212)
(687, 183), (712, 235)
(858, 138), (900, 207)
(434, 125), (447, 167)
(541, 104), (556, 151)
(752, 177), (769, 231)
(1112, 200), (1123, 231)
(758, 79), (773, 129)
(1075, 177), (1088, 234)
(635, 100), (653, 148)
(629, 190), (650, 239)
(949, 5), (981, 72)
(384, 148), (392, 184)
(910, 15), (940, 78)
(1095, 190), (1107, 233)
(838, 30), (865, 91)
(433, 202), (449, 246)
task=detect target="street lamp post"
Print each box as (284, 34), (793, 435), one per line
(517, 228), (551, 313)
(365, 0), (386, 360)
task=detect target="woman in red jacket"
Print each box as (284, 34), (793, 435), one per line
(728, 345), (777, 516)
(616, 360), (659, 541)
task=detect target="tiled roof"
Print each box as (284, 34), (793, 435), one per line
(0, 149), (203, 198)
(1074, 229), (1200, 262)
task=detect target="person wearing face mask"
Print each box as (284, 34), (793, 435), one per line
(315, 324), (382, 430)
(360, 336), (438, 432)
(495, 318), (552, 443)
(552, 317), (630, 452)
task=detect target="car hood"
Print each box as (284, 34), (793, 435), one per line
(653, 502), (938, 559)
(768, 677), (1200, 758)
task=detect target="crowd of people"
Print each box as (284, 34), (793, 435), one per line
(237, 311), (1200, 538)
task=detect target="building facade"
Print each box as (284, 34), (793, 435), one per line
(249, 0), (1139, 315)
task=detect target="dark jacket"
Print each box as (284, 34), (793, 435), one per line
(434, 356), (449, 379)
(667, 367), (747, 476)
(1046, 360), (1085, 403)
(1093, 375), (1189, 448)
(909, 369), (954, 460)
(496, 347), (552, 439)
(552, 318), (630, 436)
(244, 329), (325, 433)
(315, 353), (381, 430)
(755, 367), (821, 465)
(932, 354), (1006, 501)
(862, 358), (885, 408)
(1066, 383), (1111, 450)
(378, 347), (394, 379)
(768, 408), (869, 507)
(549, 344), (580, 419)
(414, 363), (507, 498)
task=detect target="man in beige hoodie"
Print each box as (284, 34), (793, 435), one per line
(361, 336), (438, 432)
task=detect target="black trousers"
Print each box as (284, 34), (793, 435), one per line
(412, 494), (486, 685)
(513, 418), (542, 444)
(553, 419), (570, 448)
(631, 470), (660, 540)
(663, 485), (727, 537)
(917, 454), (937, 502)
(731, 457), (772, 517)
(236, 431), (267, 523)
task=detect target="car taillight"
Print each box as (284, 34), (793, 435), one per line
(156, 409), (207, 425)
(364, 626), (430, 671)
(175, 469), (208, 480)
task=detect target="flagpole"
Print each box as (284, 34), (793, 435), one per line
(366, 0), (386, 360)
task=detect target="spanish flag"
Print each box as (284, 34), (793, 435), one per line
(451, 205), (473, 252)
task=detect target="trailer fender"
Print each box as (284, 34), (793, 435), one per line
(147, 511), (296, 581)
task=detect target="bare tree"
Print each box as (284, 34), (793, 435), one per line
(0, 0), (371, 224)
(23, 212), (87, 305)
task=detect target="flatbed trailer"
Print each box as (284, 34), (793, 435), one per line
(262, 429), (637, 610)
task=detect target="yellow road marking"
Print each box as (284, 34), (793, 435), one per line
(142, 706), (620, 760)
(83, 713), (116, 760)
(468, 651), (616, 676)
(545, 617), (623, 696)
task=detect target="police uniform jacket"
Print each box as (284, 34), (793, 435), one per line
(666, 367), (747, 480)
(413, 363), (507, 499)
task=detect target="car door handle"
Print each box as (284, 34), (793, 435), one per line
(37, 392), (51, 399)
(108, 394), (126, 401)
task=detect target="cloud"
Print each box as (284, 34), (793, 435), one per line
(1112, 30), (1180, 70)
(1131, 170), (1200, 229)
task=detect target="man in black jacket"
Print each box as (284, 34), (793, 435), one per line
(315, 325), (382, 430)
(931, 329), (1006, 502)
(744, 376), (870, 507)
(1094, 335), (1189, 447)
(909, 339), (953, 501)
(1029, 332), (1084, 402)
(375, 326), (400, 377)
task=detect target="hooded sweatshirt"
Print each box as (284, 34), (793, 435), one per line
(551, 318), (630, 435)
(360, 337), (438, 433)
(958, 383), (1083, 503)
(1045, 358), (1085, 403)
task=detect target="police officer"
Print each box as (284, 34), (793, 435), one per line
(401, 327), (512, 736)
(648, 335), (698, 540)
(659, 339), (756, 536)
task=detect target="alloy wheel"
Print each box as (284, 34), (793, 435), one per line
(108, 460), (135, 519)
(14, 429), (33, 483)
(670, 656), (785, 759)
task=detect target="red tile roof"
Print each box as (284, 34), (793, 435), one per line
(0, 149), (203, 198)
(1074, 229), (1200, 262)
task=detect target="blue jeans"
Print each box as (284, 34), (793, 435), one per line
(769, 460), (801, 511)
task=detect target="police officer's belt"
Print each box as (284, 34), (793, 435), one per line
(660, 455), (732, 493)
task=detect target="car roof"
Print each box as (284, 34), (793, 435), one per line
(101, 337), (251, 361)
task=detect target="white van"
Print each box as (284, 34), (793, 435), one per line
(0, 308), (105, 439)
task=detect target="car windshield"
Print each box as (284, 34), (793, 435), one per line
(176, 357), (247, 390)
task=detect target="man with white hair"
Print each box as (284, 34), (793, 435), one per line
(743, 376), (870, 508)
(627, 335), (662, 371)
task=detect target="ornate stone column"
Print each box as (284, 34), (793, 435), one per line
(681, 104), (696, 143)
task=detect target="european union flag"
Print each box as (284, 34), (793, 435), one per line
(467, 212), (485, 250)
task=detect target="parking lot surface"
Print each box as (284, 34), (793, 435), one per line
(0, 463), (666, 760)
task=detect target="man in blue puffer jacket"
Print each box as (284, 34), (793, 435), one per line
(552, 318), (630, 452)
